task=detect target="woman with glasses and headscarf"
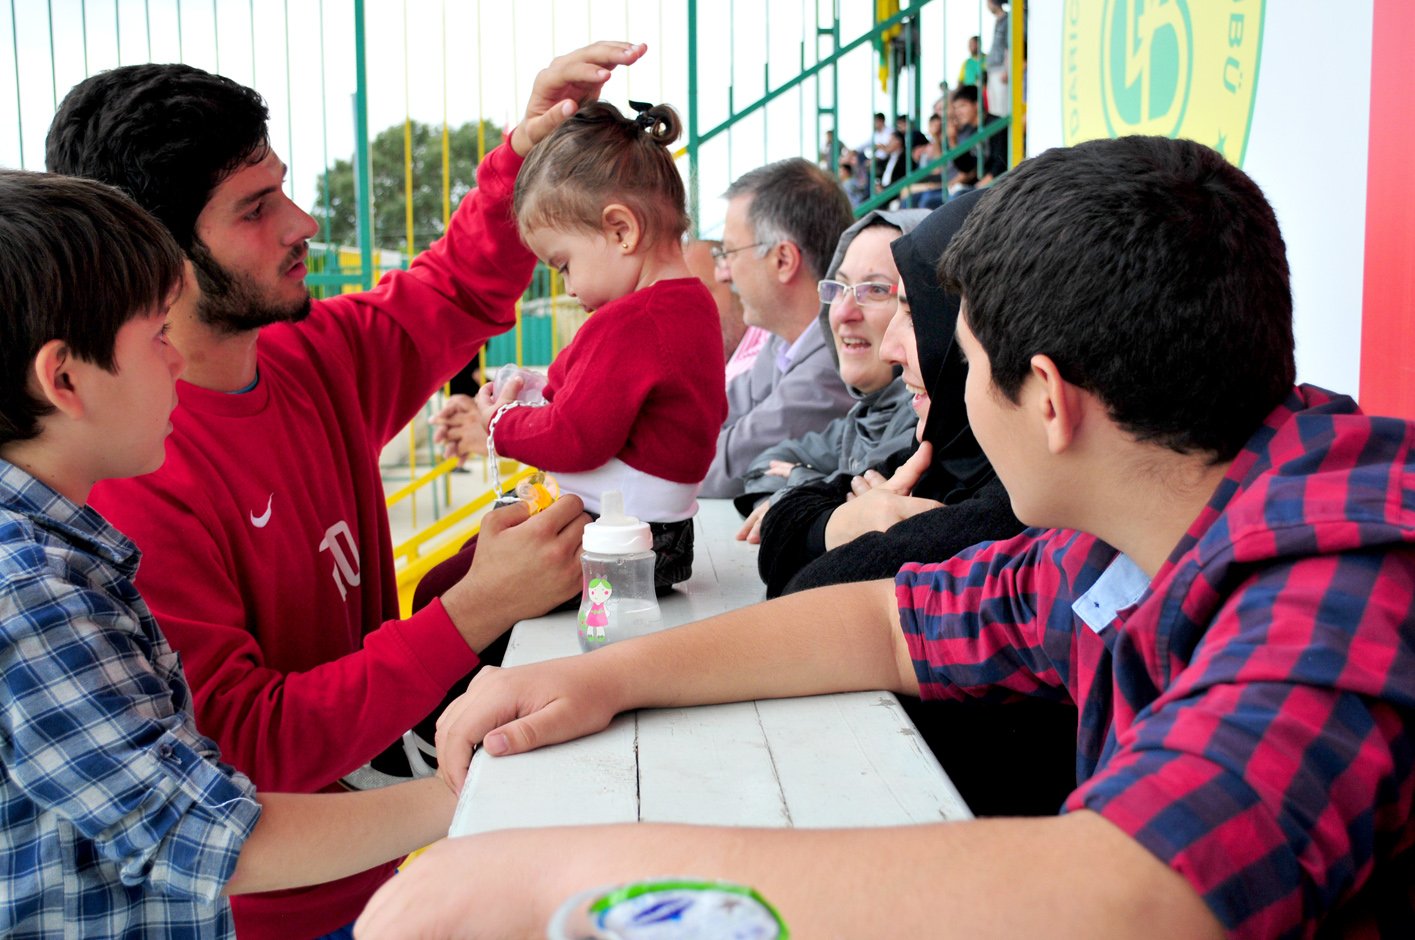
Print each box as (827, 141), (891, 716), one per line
(731, 208), (930, 542)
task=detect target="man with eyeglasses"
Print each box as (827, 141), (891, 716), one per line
(699, 158), (857, 498)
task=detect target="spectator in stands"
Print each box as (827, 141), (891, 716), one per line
(895, 114), (930, 155)
(817, 128), (842, 170)
(986, 0), (1011, 116)
(957, 34), (984, 88)
(42, 43), (630, 938)
(877, 130), (909, 194)
(699, 159), (856, 498)
(361, 135), (1415, 940)
(904, 113), (945, 209)
(948, 84), (1007, 194)
(836, 147), (870, 207)
(732, 208), (929, 542)
(868, 111), (890, 163)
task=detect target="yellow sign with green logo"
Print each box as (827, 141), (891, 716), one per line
(1062, 0), (1266, 165)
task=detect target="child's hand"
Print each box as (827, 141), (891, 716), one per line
(472, 374), (526, 450)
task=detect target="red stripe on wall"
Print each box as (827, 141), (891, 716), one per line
(1359, 0), (1415, 419)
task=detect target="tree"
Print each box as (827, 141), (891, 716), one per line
(311, 119), (504, 251)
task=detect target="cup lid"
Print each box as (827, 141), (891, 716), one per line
(583, 491), (653, 554)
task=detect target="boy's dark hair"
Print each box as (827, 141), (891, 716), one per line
(514, 101), (689, 247)
(941, 135), (1294, 461)
(45, 63), (270, 252)
(724, 158), (855, 281)
(0, 170), (184, 447)
(952, 84), (980, 105)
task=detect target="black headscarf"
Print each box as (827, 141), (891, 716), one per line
(888, 188), (994, 500)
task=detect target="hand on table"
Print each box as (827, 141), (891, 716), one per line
(824, 443), (942, 550)
(511, 41), (649, 156)
(735, 499), (771, 544)
(440, 495), (589, 652)
(434, 653), (623, 795)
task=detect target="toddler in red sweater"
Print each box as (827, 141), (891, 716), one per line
(425, 101), (728, 596)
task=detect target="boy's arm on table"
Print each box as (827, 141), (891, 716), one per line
(354, 813), (1222, 939)
(225, 778), (454, 896)
(434, 578), (913, 792)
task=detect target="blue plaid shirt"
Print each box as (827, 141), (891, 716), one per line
(0, 460), (261, 939)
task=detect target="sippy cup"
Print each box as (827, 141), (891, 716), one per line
(577, 492), (663, 652)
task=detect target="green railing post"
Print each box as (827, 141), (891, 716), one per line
(695, 1), (931, 151)
(352, 0), (374, 290)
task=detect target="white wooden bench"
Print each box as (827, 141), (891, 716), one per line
(450, 500), (972, 836)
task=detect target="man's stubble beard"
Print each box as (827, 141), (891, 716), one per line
(188, 237), (312, 334)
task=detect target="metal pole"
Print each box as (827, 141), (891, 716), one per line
(10, 0), (22, 168)
(353, 0), (374, 289)
(1009, 0), (1025, 167)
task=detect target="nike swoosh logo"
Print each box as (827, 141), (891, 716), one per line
(249, 494), (274, 529)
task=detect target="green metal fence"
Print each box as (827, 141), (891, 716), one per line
(3, 0), (1023, 353)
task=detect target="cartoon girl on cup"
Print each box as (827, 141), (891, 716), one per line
(580, 578), (612, 642)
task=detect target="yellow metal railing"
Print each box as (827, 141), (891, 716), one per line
(386, 457), (536, 618)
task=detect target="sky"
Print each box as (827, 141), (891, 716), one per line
(1, 0), (1003, 240)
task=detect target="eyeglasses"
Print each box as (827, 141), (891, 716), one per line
(818, 279), (900, 307)
(710, 242), (765, 265)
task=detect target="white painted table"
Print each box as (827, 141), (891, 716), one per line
(450, 500), (972, 836)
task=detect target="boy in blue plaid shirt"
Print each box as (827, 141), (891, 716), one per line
(0, 170), (456, 938)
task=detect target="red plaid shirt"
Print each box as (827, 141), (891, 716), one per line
(897, 386), (1415, 937)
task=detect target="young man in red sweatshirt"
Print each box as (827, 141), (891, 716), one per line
(44, 41), (645, 939)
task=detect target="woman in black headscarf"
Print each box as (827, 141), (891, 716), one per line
(757, 191), (1077, 817)
(756, 189), (1022, 598)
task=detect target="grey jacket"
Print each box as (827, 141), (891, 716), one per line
(699, 326), (854, 498)
(737, 379), (916, 507)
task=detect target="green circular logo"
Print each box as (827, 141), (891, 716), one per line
(1100, 0), (1194, 138)
(1064, 0), (1266, 166)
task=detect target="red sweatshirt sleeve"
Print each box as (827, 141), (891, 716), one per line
(303, 142), (535, 448)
